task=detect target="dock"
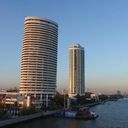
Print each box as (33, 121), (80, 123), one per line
(0, 110), (57, 127)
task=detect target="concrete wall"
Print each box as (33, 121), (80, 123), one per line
(0, 111), (57, 127)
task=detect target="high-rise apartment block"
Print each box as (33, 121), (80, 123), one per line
(69, 44), (85, 97)
(20, 17), (58, 107)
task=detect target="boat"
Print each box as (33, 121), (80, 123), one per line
(75, 107), (98, 120)
(55, 107), (98, 120)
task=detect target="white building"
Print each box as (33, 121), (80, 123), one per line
(20, 16), (58, 108)
(68, 44), (85, 97)
(0, 91), (24, 106)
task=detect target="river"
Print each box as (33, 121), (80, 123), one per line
(7, 98), (128, 128)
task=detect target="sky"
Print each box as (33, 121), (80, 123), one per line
(0, 0), (128, 94)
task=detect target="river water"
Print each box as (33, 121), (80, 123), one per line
(7, 98), (128, 128)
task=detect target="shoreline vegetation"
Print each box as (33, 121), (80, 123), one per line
(0, 93), (124, 127)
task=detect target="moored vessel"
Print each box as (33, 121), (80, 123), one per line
(55, 107), (98, 120)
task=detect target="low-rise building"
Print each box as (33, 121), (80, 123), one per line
(0, 91), (24, 107)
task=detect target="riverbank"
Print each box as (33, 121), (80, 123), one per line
(6, 98), (128, 128)
(0, 110), (57, 128)
(85, 102), (101, 108)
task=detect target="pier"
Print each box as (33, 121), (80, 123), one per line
(0, 110), (57, 127)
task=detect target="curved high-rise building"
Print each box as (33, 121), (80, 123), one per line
(20, 16), (58, 107)
(68, 44), (85, 97)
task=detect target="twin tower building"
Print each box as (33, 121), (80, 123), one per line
(19, 16), (85, 107)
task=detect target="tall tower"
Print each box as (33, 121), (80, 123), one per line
(69, 44), (85, 97)
(20, 17), (58, 107)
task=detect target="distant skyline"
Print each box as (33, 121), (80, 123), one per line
(0, 0), (128, 94)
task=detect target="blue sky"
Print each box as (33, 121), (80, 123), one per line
(0, 0), (128, 94)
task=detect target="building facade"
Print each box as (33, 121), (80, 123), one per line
(20, 17), (58, 108)
(69, 44), (85, 97)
